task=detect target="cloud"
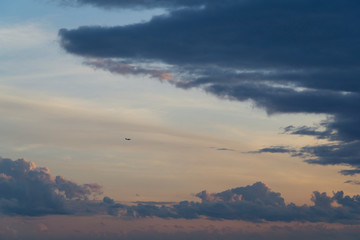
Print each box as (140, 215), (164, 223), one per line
(58, 0), (360, 174)
(345, 180), (360, 185)
(0, 23), (51, 52)
(282, 124), (332, 140)
(195, 182), (285, 206)
(57, 0), (220, 9)
(84, 58), (174, 81)
(0, 157), (102, 216)
(1, 163), (360, 224)
(55, 176), (102, 199)
(209, 147), (235, 152)
(59, 0), (360, 75)
(103, 196), (115, 204)
(101, 182), (360, 223)
(251, 142), (360, 175)
(248, 146), (296, 154)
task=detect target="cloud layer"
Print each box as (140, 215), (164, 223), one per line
(101, 182), (360, 224)
(1, 158), (360, 224)
(58, 0), (360, 174)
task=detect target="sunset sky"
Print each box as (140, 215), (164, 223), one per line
(1, 0), (360, 239)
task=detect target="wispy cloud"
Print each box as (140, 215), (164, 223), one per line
(84, 58), (174, 81)
(247, 146), (296, 154)
(344, 180), (360, 185)
(0, 23), (51, 51)
(57, 0), (214, 9)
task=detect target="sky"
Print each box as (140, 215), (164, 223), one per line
(1, 0), (360, 239)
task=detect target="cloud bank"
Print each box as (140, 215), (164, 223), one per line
(58, 0), (360, 175)
(1, 158), (360, 224)
(101, 182), (360, 224)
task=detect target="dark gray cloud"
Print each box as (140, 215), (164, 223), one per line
(345, 180), (360, 185)
(102, 196), (126, 216)
(195, 182), (285, 207)
(103, 196), (115, 204)
(283, 125), (332, 140)
(0, 157), (102, 216)
(58, 0), (360, 174)
(251, 141), (360, 175)
(106, 182), (360, 223)
(301, 142), (360, 167)
(84, 59), (174, 81)
(132, 201), (176, 205)
(250, 141), (360, 176)
(212, 147), (235, 152)
(59, 0), (360, 71)
(248, 146), (296, 154)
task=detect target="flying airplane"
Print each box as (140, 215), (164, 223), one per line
(125, 138), (131, 141)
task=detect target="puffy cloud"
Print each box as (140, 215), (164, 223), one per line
(0, 157), (102, 216)
(58, 0), (360, 174)
(102, 196), (126, 216)
(103, 196), (115, 204)
(196, 182), (285, 206)
(311, 191), (333, 209)
(109, 182), (360, 223)
(55, 176), (102, 199)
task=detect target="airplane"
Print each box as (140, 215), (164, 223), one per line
(125, 138), (131, 141)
